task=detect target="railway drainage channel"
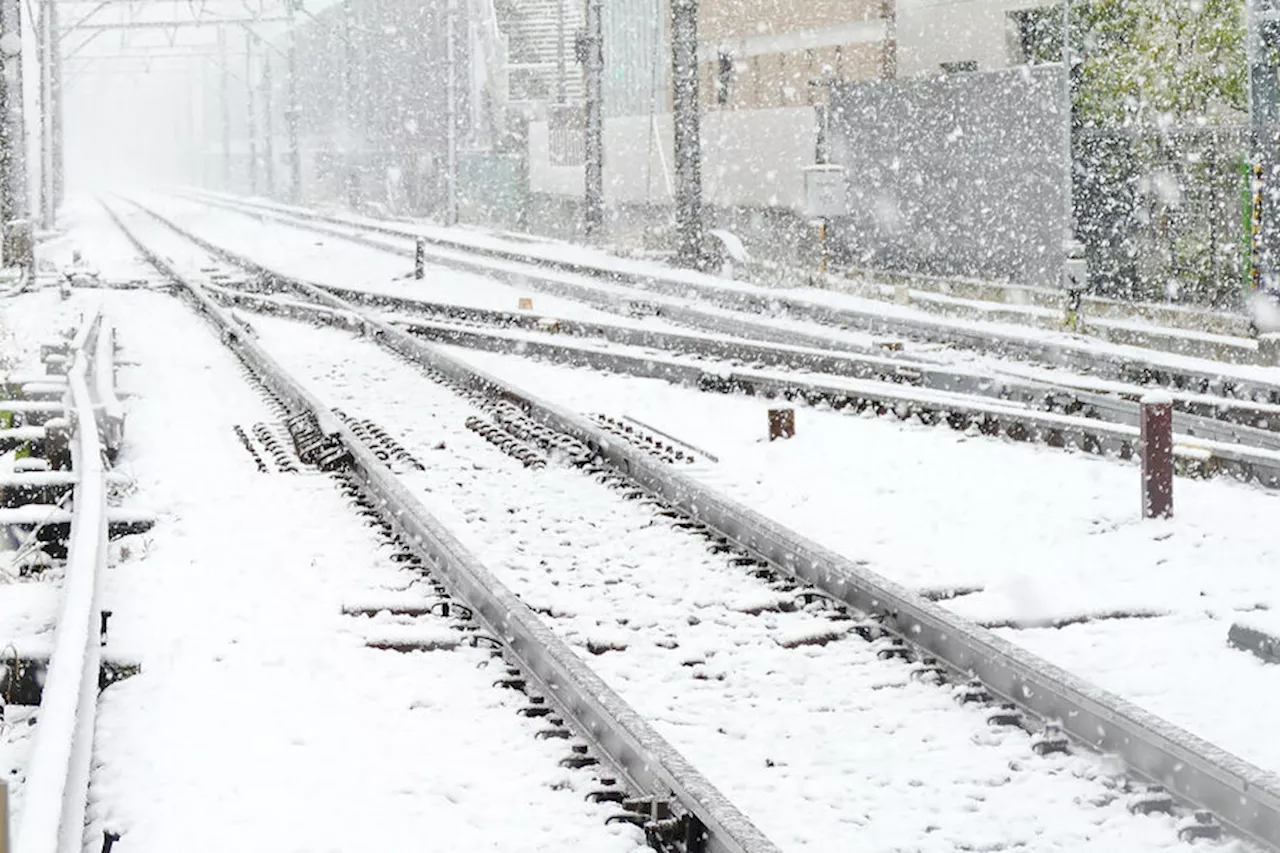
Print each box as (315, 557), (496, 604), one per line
(99, 203), (1280, 852)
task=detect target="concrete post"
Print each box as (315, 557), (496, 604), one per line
(414, 238), (425, 280)
(1140, 394), (1174, 519)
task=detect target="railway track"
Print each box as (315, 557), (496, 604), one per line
(0, 304), (146, 853)
(102, 198), (1280, 851)
(123, 195), (1280, 494)
(178, 187), (1278, 377)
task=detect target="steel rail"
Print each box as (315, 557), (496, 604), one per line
(103, 202), (782, 853)
(16, 313), (108, 853)
(265, 278), (1280, 450)
(131, 196), (1280, 850)
(182, 186), (1259, 341)
(180, 188), (1280, 405)
(136, 220), (1280, 488)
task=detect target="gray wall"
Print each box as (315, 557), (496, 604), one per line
(827, 64), (1069, 286)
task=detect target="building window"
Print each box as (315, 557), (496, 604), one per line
(716, 48), (733, 106)
(940, 60), (978, 74)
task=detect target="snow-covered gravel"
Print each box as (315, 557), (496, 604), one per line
(237, 309), (1203, 853)
(41, 206), (649, 853)
(441, 345), (1280, 776)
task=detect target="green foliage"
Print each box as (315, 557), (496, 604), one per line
(1022, 0), (1247, 127)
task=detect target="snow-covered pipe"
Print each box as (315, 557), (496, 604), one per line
(16, 311), (108, 853)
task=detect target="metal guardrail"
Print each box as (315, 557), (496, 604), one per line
(104, 202), (783, 853)
(16, 312), (108, 853)
(130, 196), (1280, 851)
(181, 189), (1280, 406)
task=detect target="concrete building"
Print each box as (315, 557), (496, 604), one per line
(510, 0), (1054, 244)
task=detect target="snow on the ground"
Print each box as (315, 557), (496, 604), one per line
(143, 193), (935, 358)
(55, 207), (647, 853)
(174, 189), (1280, 401)
(441, 344), (1280, 775)
(188, 189), (1270, 369)
(138, 192), (633, 322)
(241, 309), (1202, 853)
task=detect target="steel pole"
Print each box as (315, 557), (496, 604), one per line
(583, 0), (603, 238)
(0, 0), (28, 223)
(285, 0), (301, 203)
(444, 0), (458, 225)
(671, 0), (704, 269)
(555, 0), (566, 104)
(219, 25), (231, 190)
(262, 51), (275, 197)
(245, 31), (258, 194)
(1061, 0), (1072, 243)
(50, 0), (61, 208)
(38, 0), (51, 228)
(342, 0), (358, 207)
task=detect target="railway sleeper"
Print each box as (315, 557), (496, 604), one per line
(1127, 785), (1176, 816)
(174, 221), (1236, 848)
(0, 654), (141, 708)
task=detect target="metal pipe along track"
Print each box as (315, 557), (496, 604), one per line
(16, 313), (109, 853)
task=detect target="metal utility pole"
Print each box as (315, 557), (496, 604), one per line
(1058, 0), (1087, 313)
(0, 0), (27, 228)
(245, 31), (258, 194)
(443, 0), (458, 225)
(219, 25), (232, 190)
(285, 0), (301, 203)
(583, 0), (601, 235)
(1248, 0), (1280, 292)
(262, 51), (275, 197)
(38, 0), (52, 229)
(583, 0), (603, 238)
(671, 0), (704, 269)
(1061, 0), (1073, 240)
(342, 0), (359, 207)
(556, 0), (567, 103)
(49, 0), (62, 209)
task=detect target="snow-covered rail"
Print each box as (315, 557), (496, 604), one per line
(115, 198), (1280, 851)
(104, 202), (781, 853)
(15, 313), (108, 853)
(178, 188), (1280, 394)
(236, 277), (1280, 449)
(124, 199), (1280, 493)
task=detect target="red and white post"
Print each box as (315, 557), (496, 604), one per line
(1140, 393), (1174, 519)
